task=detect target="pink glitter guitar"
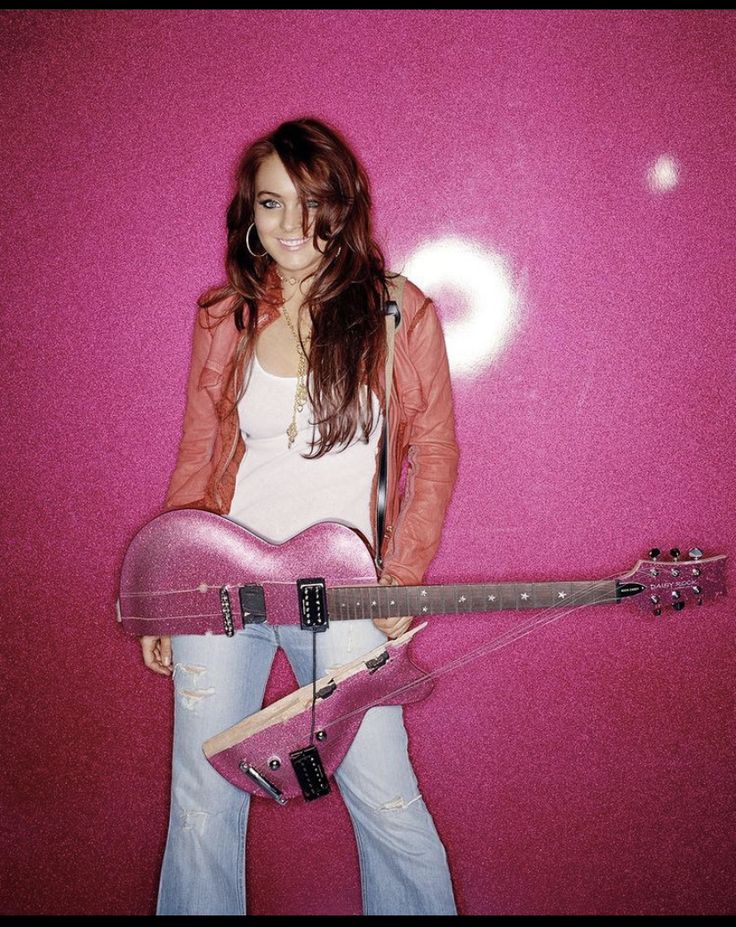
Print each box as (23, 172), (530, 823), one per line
(117, 510), (727, 804)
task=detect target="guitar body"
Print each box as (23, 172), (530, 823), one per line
(118, 510), (434, 803)
(203, 628), (434, 802)
(118, 510), (378, 635)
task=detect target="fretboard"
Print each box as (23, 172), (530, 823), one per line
(326, 579), (619, 621)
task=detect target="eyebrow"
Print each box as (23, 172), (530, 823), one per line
(257, 190), (315, 200)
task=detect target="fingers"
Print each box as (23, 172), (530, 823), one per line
(372, 615), (414, 640)
(140, 635), (173, 677)
(159, 635), (172, 670)
(376, 574), (413, 638)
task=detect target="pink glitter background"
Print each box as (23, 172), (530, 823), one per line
(2, 9), (734, 916)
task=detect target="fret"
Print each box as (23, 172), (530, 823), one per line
(482, 585), (500, 611)
(557, 582), (573, 606)
(388, 585), (398, 618)
(535, 583), (562, 608)
(385, 585), (397, 619)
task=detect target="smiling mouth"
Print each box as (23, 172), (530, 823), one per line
(278, 237), (309, 249)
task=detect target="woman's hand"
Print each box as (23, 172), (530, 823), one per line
(372, 574), (413, 640)
(140, 635), (173, 676)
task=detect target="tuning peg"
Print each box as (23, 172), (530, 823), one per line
(671, 590), (685, 611)
(688, 547), (703, 560)
(670, 548), (681, 560)
(649, 548), (661, 560)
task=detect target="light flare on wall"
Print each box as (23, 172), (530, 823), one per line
(402, 237), (517, 376)
(647, 154), (679, 193)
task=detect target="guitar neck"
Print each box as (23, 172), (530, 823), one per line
(327, 579), (621, 621)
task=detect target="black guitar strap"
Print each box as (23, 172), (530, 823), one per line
(297, 286), (401, 793)
(375, 276), (404, 572)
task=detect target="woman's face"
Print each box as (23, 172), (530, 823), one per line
(253, 153), (327, 280)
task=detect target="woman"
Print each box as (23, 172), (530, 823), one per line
(140, 117), (459, 915)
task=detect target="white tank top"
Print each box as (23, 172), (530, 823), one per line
(227, 353), (382, 544)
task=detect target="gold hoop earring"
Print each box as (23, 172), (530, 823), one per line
(246, 223), (267, 258)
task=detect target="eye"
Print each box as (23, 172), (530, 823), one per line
(306, 199), (319, 210)
(257, 199), (280, 209)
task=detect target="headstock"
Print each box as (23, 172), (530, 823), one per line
(621, 547), (727, 615)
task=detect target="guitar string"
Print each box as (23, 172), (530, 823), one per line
(121, 575), (617, 611)
(121, 565), (712, 599)
(121, 555), (717, 601)
(234, 577), (621, 755)
(302, 577), (624, 738)
(121, 578), (297, 597)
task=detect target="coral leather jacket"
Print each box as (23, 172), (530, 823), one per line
(164, 276), (458, 586)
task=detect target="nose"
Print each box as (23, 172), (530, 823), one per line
(280, 202), (303, 233)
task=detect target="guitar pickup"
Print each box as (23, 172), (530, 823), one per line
(297, 578), (329, 631)
(289, 745), (331, 801)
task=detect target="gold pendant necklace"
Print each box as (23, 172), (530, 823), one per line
(276, 269), (298, 287)
(281, 304), (311, 448)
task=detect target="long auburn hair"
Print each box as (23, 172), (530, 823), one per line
(199, 117), (389, 457)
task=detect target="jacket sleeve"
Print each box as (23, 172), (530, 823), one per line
(380, 298), (459, 586)
(163, 309), (220, 510)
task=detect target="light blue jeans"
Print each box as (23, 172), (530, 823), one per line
(156, 620), (457, 916)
